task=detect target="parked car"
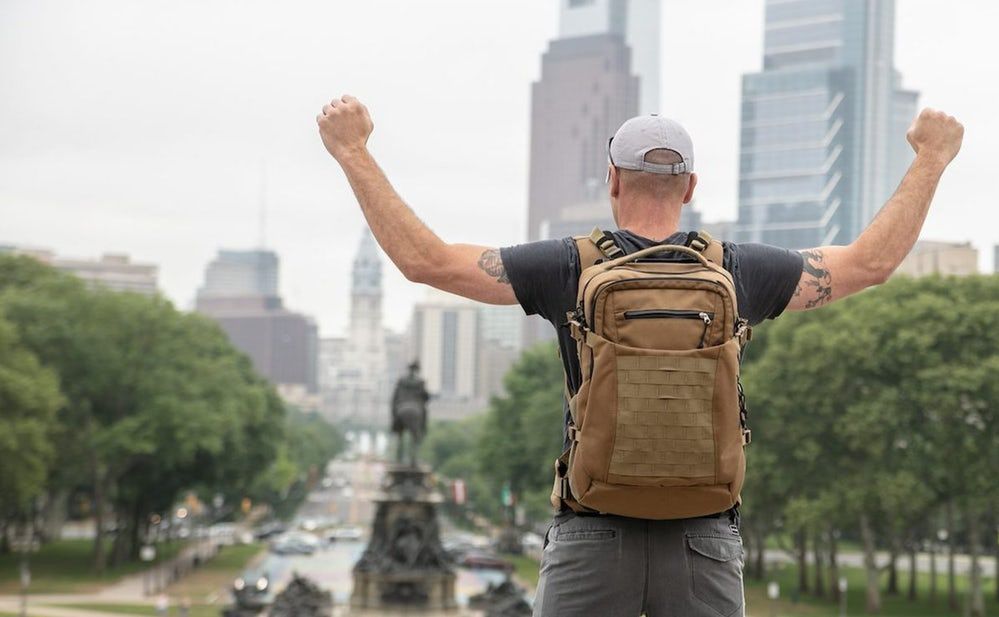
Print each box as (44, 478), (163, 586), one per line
(326, 526), (363, 542)
(210, 523), (238, 546)
(271, 531), (321, 555)
(254, 520), (287, 540)
(458, 550), (513, 572)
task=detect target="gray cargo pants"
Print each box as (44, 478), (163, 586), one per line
(533, 510), (745, 617)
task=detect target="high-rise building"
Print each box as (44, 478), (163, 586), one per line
(411, 291), (480, 401)
(558, 0), (661, 115)
(1, 246), (159, 295)
(197, 250), (278, 300)
(318, 229), (404, 427)
(196, 249), (318, 394)
(527, 0), (661, 243)
(736, 0), (919, 249)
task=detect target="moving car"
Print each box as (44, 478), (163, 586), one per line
(232, 565), (272, 609)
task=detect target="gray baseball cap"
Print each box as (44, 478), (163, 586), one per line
(608, 115), (694, 175)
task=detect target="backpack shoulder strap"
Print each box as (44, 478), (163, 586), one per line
(688, 229), (723, 266)
(574, 226), (622, 269)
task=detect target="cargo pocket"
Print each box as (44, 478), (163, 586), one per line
(686, 533), (744, 617)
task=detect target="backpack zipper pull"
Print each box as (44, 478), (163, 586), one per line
(698, 312), (712, 325)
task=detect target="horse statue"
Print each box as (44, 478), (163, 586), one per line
(391, 361), (429, 467)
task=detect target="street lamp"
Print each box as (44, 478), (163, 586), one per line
(838, 577), (848, 617)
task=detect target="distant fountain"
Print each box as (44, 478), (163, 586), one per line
(350, 362), (457, 612)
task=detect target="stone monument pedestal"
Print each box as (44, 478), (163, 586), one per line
(350, 464), (457, 612)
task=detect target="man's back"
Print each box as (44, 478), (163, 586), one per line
(501, 229), (803, 449)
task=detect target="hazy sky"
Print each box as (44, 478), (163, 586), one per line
(2, 1), (996, 336)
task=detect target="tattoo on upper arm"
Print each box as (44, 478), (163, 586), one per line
(796, 249), (833, 308)
(477, 249), (510, 285)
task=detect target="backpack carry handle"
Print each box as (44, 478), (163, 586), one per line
(600, 244), (713, 270)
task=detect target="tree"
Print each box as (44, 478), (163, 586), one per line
(0, 255), (289, 569)
(477, 343), (565, 522)
(743, 275), (999, 613)
(0, 312), (62, 550)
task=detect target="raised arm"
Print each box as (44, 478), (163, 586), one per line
(786, 108), (964, 311)
(316, 95), (517, 305)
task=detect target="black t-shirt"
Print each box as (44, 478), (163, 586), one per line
(500, 229), (803, 450)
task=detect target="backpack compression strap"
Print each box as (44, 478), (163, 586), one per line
(687, 229), (724, 266)
(587, 227), (624, 260)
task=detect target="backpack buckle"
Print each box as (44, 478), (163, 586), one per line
(689, 237), (709, 252)
(742, 429), (752, 446)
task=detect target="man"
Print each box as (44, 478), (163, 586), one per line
(316, 96), (963, 616)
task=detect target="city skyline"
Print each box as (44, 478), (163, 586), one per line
(2, 0), (996, 337)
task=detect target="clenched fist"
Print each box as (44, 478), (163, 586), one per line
(907, 108), (964, 167)
(317, 95), (373, 161)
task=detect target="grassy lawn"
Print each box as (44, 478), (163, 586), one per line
(0, 540), (185, 595)
(49, 603), (218, 617)
(164, 542), (263, 600)
(505, 554), (541, 588)
(40, 544), (261, 616)
(747, 561), (996, 616)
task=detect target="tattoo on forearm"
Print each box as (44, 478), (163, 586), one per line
(796, 249), (833, 308)
(477, 249), (510, 285)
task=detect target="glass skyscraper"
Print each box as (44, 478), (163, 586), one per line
(737, 0), (918, 249)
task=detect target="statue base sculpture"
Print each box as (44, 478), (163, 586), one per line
(351, 464), (457, 612)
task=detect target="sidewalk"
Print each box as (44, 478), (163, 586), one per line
(0, 597), (149, 617)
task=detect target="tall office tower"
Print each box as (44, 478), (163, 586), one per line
(527, 0), (661, 243)
(737, 0), (919, 249)
(319, 229), (393, 427)
(558, 0), (661, 115)
(196, 249), (318, 394)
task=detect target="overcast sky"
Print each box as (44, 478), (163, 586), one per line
(2, 1), (996, 336)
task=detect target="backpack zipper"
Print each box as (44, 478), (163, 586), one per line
(622, 309), (714, 348)
(623, 309), (714, 322)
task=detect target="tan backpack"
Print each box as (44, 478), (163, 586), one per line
(552, 229), (752, 520)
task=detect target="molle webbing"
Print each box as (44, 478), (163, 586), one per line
(611, 353), (718, 479)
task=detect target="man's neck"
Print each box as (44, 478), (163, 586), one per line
(616, 199), (683, 241)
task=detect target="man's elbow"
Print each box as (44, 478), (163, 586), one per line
(866, 266), (892, 287)
(857, 260), (893, 287)
(401, 261), (430, 284)
(400, 251), (446, 285)
(845, 244), (893, 288)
